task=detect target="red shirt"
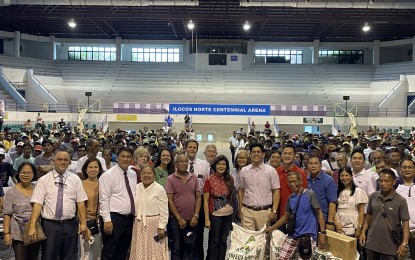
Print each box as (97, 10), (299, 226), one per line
(203, 173), (230, 214)
(276, 164), (308, 217)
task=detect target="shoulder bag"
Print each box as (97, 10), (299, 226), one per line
(286, 190), (304, 234)
(379, 199), (403, 246)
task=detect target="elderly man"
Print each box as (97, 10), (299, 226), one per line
(76, 138), (107, 178)
(166, 153), (201, 260)
(29, 150), (88, 260)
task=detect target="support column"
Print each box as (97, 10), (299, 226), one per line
(49, 35), (56, 61)
(373, 40), (380, 66)
(14, 31), (20, 58)
(115, 37), (122, 61)
(312, 39), (320, 64)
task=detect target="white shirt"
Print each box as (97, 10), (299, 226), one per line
(188, 158), (210, 191)
(321, 159), (338, 172)
(75, 155), (107, 173)
(396, 183), (415, 231)
(352, 168), (375, 196)
(31, 170), (87, 220)
(99, 164), (137, 222)
(363, 148), (375, 161)
(134, 182), (168, 229)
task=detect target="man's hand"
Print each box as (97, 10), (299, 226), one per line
(326, 223), (335, 231)
(78, 223), (87, 236)
(178, 218), (187, 229)
(318, 233), (327, 250)
(268, 211), (277, 222)
(103, 221), (113, 235)
(397, 243), (408, 257)
(359, 233), (366, 247)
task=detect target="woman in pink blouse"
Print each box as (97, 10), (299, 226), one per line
(203, 155), (234, 260)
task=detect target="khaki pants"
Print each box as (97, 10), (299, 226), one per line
(241, 206), (271, 259)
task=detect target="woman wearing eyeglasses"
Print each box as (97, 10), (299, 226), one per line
(80, 158), (104, 260)
(3, 162), (40, 259)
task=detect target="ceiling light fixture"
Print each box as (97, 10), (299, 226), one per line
(362, 22), (371, 32)
(187, 20), (195, 30)
(243, 21), (251, 31)
(68, 19), (76, 28)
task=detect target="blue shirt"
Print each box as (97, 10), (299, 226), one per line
(307, 171), (337, 221)
(286, 189), (320, 240)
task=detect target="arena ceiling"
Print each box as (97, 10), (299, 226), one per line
(0, 0), (414, 42)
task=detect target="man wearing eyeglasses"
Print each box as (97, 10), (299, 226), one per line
(28, 150), (88, 260)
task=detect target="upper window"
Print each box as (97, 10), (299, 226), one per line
(131, 47), (180, 63)
(68, 46), (116, 61)
(254, 49), (303, 64)
(319, 50), (364, 64)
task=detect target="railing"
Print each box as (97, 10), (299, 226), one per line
(1, 64), (62, 77)
(0, 73), (26, 106)
(1, 102), (414, 117)
(32, 75), (59, 103)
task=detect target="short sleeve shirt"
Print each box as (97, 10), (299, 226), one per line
(286, 189), (320, 240)
(307, 171), (337, 221)
(240, 163), (280, 207)
(165, 172), (200, 221)
(365, 191), (410, 255)
(204, 173), (231, 214)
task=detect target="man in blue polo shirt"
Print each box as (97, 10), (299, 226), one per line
(307, 156), (338, 231)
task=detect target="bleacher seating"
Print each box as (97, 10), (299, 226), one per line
(0, 55), (414, 112)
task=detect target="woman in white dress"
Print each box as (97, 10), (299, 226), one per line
(334, 166), (368, 238)
(129, 165), (169, 260)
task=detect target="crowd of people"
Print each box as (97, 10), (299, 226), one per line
(0, 120), (414, 259)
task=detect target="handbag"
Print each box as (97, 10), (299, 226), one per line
(379, 199), (403, 246)
(20, 220), (46, 246)
(286, 190), (304, 234)
(87, 219), (99, 236)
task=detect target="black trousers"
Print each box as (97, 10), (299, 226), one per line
(170, 216), (195, 260)
(41, 218), (78, 260)
(12, 239), (40, 260)
(207, 214), (232, 260)
(101, 212), (134, 260)
(366, 249), (398, 260)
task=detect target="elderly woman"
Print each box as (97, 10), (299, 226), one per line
(3, 162), (40, 259)
(130, 146), (152, 183)
(129, 165), (169, 260)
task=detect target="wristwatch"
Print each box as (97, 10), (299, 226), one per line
(403, 242), (408, 248)
(319, 230), (327, 235)
(272, 209), (277, 214)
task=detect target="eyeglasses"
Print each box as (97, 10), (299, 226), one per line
(55, 182), (67, 188)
